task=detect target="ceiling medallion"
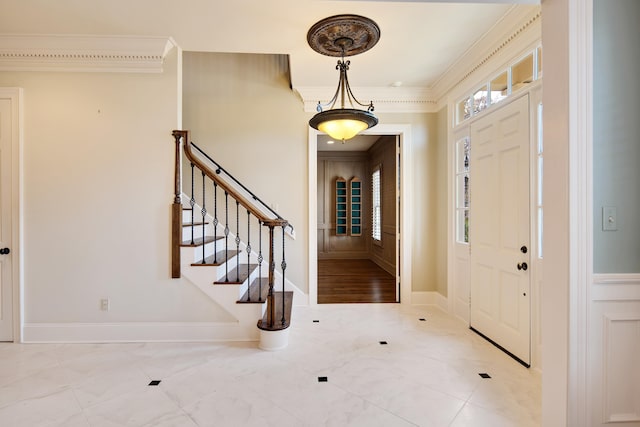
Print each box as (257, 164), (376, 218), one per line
(307, 14), (380, 57)
(307, 15), (380, 142)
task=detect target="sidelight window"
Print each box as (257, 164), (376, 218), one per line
(455, 137), (470, 243)
(537, 103), (544, 258)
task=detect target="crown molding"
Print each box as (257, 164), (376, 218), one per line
(432, 6), (541, 104)
(295, 86), (438, 113)
(0, 35), (176, 73)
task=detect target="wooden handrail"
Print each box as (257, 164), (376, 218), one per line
(171, 130), (289, 279)
(172, 130), (288, 229)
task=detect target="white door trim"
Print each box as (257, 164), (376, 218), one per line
(0, 87), (23, 343)
(540, 0), (592, 423)
(308, 124), (413, 305)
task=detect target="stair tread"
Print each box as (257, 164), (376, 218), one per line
(181, 236), (223, 247)
(237, 278), (270, 304)
(214, 264), (259, 285)
(257, 291), (293, 331)
(191, 250), (240, 267)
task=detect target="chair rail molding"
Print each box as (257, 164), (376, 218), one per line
(0, 35), (175, 73)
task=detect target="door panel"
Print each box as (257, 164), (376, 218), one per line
(470, 95), (531, 365)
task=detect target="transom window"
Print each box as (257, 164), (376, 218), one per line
(455, 46), (542, 126)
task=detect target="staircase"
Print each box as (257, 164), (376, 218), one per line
(171, 130), (293, 349)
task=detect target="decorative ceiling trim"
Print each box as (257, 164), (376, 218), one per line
(307, 15), (381, 57)
(432, 7), (541, 103)
(296, 86), (438, 113)
(0, 35), (176, 73)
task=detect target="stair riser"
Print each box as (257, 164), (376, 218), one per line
(214, 266), (264, 299)
(182, 225), (252, 257)
(181, 249), (240, 274)
(182, 208), (254, 257)
(181, 242), (229, 263)
(181, 247), (266, 300)
(181, 263), (267, 318)
(182, 224), (210, 243)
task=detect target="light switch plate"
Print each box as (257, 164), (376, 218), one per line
(602, 206), (617, 231)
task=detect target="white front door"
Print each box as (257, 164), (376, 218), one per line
(469, 95), (531, 365)
(0, 96), (14, 341)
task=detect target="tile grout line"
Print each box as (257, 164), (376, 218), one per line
(326, 372), (420, 427)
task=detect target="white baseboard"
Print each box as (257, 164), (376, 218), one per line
(411, 291), (448, 311)
(22, 321), (259, 343)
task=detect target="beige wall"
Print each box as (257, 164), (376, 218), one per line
(375, 112), (441, 293)
(0, 48), (233, 324)
(435, 107), (448, 296)
(182, 52), (308, 293)
(368, 136), (397, 275)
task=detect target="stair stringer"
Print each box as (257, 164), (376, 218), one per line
(179, 242), (267, 341)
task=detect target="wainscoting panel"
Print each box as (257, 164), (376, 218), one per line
(590, 275), (640, 426)
(602, 313), (640, 423)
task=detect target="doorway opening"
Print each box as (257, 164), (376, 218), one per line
(316, 134), (398, 303)
(309, 124), (413, 305)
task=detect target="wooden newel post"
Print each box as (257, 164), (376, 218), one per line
(267, 225), (275, 328)
(171, 130), (187, 278)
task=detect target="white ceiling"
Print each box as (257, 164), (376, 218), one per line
(0, 0), (538, 94)
(317, 134), (381, 152)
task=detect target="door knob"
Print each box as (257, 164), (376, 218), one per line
(517, 262), (528, 271)
(520, 246), (528, 254)
(0, 248), (10, 255)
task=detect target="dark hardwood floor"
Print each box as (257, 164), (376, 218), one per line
(318, 259), (397, 304)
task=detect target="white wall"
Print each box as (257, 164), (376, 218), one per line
(0, 48), (237, 340)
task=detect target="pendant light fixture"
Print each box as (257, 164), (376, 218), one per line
(307, 15), (380, 142)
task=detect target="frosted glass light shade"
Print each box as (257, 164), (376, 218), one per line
(309, 108), (378, 141)
(318, 119), (368, 141)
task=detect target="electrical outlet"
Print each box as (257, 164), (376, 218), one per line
(100, 298), (110, 311)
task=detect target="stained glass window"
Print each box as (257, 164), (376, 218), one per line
(473, 85), (489, 115)
(456, 137), (470, 243)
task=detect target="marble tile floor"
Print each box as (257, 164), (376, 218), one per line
(0, 304), (541, 426)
